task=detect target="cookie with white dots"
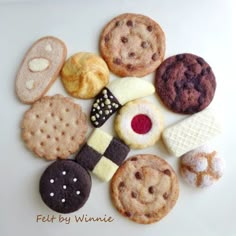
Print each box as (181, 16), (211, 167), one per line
(40, 160), (91, 214)
(21, 94), (87, 160)
(100, 13), (165, 77)
(111, 154), (179, 224)
(180, 146), (224, 188)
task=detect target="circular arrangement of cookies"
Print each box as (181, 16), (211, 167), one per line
(15, 12), (224, 225)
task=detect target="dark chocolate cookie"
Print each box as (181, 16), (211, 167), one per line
(39, 160), (91, 214)
(155, 53), (216, 114)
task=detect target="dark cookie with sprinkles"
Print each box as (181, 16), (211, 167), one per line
(90, 88), (121, 127)
(39, 160), (91, 214)
(100, 13), (165, 77)
(155, 53), (216, 114)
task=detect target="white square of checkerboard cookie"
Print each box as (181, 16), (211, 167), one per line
(87, 128), (112, 154)
(92, 156), (119, 182)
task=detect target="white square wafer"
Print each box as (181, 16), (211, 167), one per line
(162, 110), (221, 157)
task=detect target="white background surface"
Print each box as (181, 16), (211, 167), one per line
(0, 0), (235, 235)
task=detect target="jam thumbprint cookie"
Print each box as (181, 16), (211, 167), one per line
(115, 99), (163, 149)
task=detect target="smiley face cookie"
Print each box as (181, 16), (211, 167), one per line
(100, 13), (165, 77)
(40, 160), (91, 213)
(111, 154), (179, 224)
(115, 99), (163, 149)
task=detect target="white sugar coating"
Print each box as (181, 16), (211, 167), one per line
(199, 175), (214, 188)
(181, 169), (197, 186)
(182, 154), (208, 172)
(50, 179), (54, 183)
(180, 146), (224, 188)
(76, 190), (80, 195)
(211, 156), (225, 176)
(73, 178), (77, 182)
(50, 192), (54, 197)
(62, 171), (66, 175)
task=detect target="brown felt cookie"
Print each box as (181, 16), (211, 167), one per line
(111, 154), (179, 224)
(21, 94), (87, 160)
(155, 53), (216, 114)
(100, 13), (165, 77)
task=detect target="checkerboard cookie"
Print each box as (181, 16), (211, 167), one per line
(21, 94), (87, 160)
(100, 13), (165, 77)
(40, 160), (91, 213)
(111, 154), (179, 224)
(90, 77), (155, 127)
(75, 128), (130, 181)
(16, 36), (67, 104)
(115, 99), (163, 149)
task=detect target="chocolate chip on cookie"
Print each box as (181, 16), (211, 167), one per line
(155, 53), (216, 114)
(111, 154), (179, 224)
(100, 13), (165, 77)
(40, 160), (91, 213)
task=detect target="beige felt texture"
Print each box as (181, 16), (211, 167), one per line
(16, 36), (67, 104)
(21, 95), (87, 160)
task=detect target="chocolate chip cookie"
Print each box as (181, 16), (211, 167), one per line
(110, 154), (179, 224)
(100, 13), (165, 77)
(155, 53), (216, 114)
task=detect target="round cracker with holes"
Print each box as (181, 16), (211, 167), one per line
(100, 13), (165, 77)
(111, 154), (179, 224)
(21, 94), (87, 160)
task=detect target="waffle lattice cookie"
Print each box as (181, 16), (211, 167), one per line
(21, 95), (87, 160)
(162, 109), (221, 157)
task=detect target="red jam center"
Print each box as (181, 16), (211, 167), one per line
(131, 114), (152, 134)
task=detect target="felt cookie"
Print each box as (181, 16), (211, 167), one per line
(75, 128), (130, 182)
(61, 52), (109, 99)
(90, 77), (155, 127)
(111, 154), (179, 224)
(21, 94), (87, 160)
(115, 99), (163, 149)
(40, 160), (91, 213)
(155, 53), (216, 114)
(162, 109), (221, 157)
(100, 13), (165, 77)
(16, 36), (67, 104)
(180, 146), (224, 188)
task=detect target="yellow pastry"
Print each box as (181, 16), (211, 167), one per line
(61, 52), (109, 99)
